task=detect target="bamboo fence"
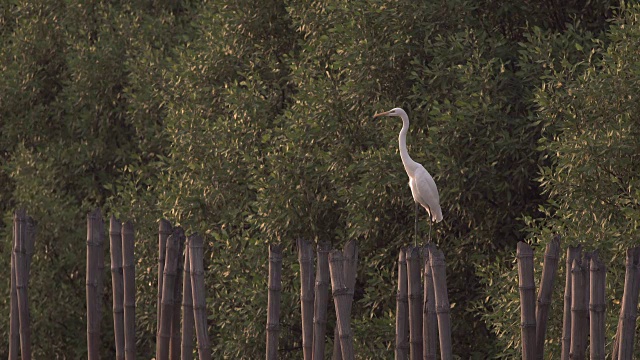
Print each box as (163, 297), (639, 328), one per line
(9, 209), (640, 359)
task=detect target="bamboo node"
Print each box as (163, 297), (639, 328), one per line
(315, 280), (330, 286)
(435, 305), (450, 313)
(520, 322), (536, 328)
(313, 318), (327, 325)
(265, 323), (280, 331)
(332, 288), (349, 296)
(408, 293), (422, 300)
(396, 294), (408, 301)
(518, 285), (536, 291)
(588, 304), (605, 312)
(268, 285), (282, 291)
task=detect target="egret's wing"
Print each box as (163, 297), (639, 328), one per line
(414, 164), (443, 222)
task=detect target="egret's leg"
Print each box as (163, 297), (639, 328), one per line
(414, 202), (419, 247)
(426, 205), (433, 244)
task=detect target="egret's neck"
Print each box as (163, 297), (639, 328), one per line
(398, 113), (419, 176)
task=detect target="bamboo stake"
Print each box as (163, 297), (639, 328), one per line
(312, 242), (330, 360)
(395, 249), (409, 360)
(9, 235), (19, 360)
(423, 245), (437, 360)
(122, 221), (136, 360)
(170, 234), (186, 360)
(582, 251), (591, 340)
(86, 208), (103, 360)
(516, 242), (536, 360)
(589, 252), (605, 360)
(297, 239), (315, 360)
(12, 210), (31, 360)
(406, 247), (423, 360)
(329, 250), (354, 360)
(181, 241), (194, 360)
(429, 248), (452, 360)
(614, 247), (640, 360)
(266, 243), (284, 360)
(561, 245), (582, 360)
(569, 258), (586, 360)
(158, 229), (182, 360)
(158, 219), (172, 339)
(333, 240), (358, 360)
(535, 236), (560, 360)
(110, 216), (125, 360)
(190, 233), (211, 360)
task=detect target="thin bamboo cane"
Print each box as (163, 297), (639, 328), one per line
(158, 229), (182, 360)
(561, 245), (582, 360)
(15, 210), (32, 360)
(122, 221), (136, 360)
(86, 208), (103, 360)
(312, 242), (330, 360)
(423, 244), (437, 360)
(181, 242), (194, 360)
(569, 258), (586, 360)
(614, 247), (640, 360)
(170, 234), (186, 360)
(329, 250), (354, 360)
(535, 235), (560, 360)
(110, 216), (125, 360)
(406, 247), (423, 360)
(297, 239), (315, 360)
(96, 215), (106, 350)
(589, 251), (605, 360)
(266, 243), (284, 360)
(334, 240), (358, 360)
(189, 233), (211, 360)
(158, 219), (172, 340)
(395, 249), (409, 360)
(9, 240), (19, 360)
(429, 248), (451, 360)
(516, 242), (536, 360)
(582, 251), (591, 340)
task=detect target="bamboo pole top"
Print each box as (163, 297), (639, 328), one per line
(159, 219), (172, 235)
(269, 243), (284, 260)
(516, 242), (533, 258)
(122, 221), (135, 235)
(110, 216), (122, 235)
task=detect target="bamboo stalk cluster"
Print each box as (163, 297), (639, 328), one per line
(155, 222), (211, 360)
(104, 214), (137, 360)
(395, 245), (451, 360)
(265, 239), (359, 360)
(9, 209), (36, 360)
(516, 238), (640, 360)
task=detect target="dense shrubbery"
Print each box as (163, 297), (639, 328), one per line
(1, 0), (637, 358)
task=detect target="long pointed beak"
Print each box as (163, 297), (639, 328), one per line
(373, 110), (390, 119)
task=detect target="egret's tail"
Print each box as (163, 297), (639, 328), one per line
(428, 205), (443, 223)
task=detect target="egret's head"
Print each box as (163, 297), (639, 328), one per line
(373, 107), (407, 119)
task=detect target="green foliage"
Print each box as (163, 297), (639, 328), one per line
(0, 0), (636, 358)
(484, 4), (640, 357)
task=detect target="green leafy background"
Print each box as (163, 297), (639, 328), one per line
(1, 0), (639, 358)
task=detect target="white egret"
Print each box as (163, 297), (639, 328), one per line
(374, 107), (442, 245)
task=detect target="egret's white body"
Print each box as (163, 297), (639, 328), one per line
(374, 107), (442, 242)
